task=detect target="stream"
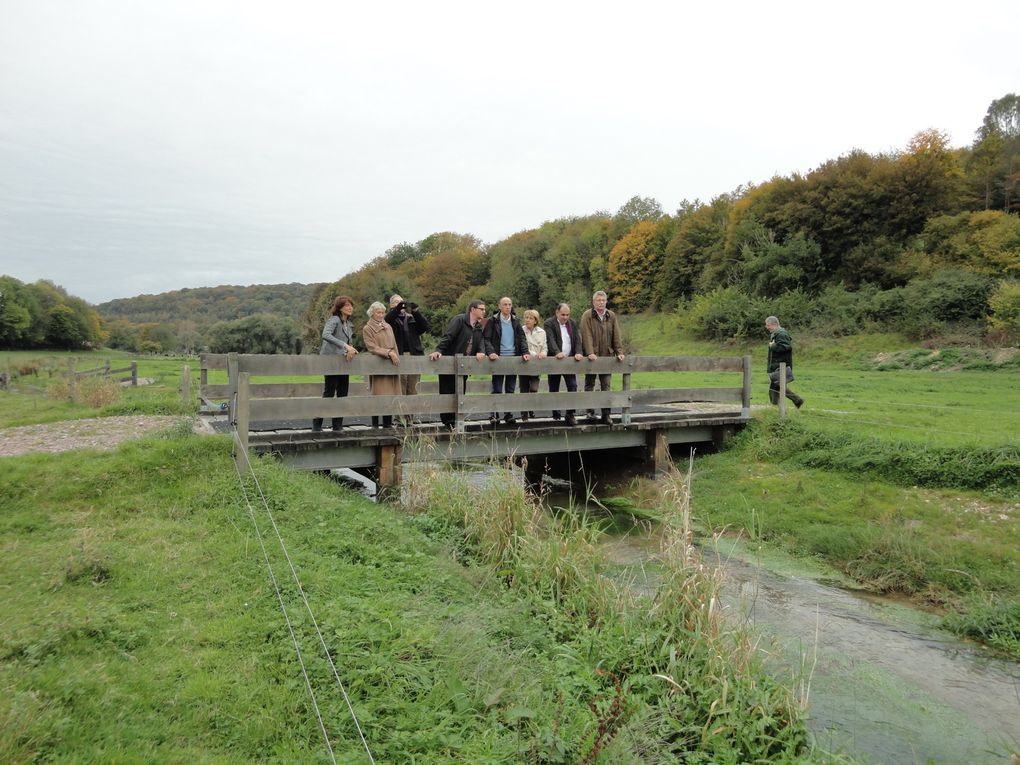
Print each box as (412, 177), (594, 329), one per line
(601, 530), (1020, 765)
(350, 465), (1020, 763)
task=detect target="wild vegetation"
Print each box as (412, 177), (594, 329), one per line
(304, 94), (1019, 353)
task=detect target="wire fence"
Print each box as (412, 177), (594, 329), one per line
(231, 428), (376, 765)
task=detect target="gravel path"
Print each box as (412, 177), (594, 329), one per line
(0, 415), (208, 457)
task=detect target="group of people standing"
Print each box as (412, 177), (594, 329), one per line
(315, 290), (626, 431)
(315, 291), (803, 432)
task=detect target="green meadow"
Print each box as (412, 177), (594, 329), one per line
(1, 325), (1018, 761)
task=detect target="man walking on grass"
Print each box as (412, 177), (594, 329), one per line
(765, 315), (804, 409)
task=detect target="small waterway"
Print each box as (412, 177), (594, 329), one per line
(600, 531), (1020, 765)
(345, 464), (1019, 763)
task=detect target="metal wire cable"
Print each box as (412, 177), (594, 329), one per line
(232, 427), (376, 765)
(231, 433), (338, 765)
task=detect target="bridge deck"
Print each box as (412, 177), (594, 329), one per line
(245, 405), (748, 472)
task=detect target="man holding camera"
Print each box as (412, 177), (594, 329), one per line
(386, 294), (431, 397)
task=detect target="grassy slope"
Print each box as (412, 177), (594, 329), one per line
(0, 434), (573, 763)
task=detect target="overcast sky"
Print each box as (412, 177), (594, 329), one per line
(1, 0), (1015, 305)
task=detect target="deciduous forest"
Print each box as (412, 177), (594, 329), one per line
(2, 94), (1018, 353)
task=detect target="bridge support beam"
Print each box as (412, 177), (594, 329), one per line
(375, 443), (403, 503)
(644, 428), (670, 477)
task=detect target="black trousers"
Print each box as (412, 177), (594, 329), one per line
(314, 374), (349, 429)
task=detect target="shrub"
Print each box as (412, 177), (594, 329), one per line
(75, 376), (122, 408)
(684, 287), (767, 340)
(987, 280), (1020, 338)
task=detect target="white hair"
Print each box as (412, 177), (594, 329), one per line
(367, 301), (386, 317)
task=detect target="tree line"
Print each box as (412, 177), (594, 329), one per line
(306, 94), (1020, 347)
(4, 94), (1017, 353)
(0, 276), (105, 350)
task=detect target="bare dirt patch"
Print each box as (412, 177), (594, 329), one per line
(0, 416), (205, 457)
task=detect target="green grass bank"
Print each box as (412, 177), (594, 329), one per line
(1, 429), (858, 763)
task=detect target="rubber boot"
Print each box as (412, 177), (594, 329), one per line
(331, 417), (343, 431)
(312, 418), (323, 432)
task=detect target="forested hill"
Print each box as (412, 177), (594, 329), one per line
(97, 282), (323, 327)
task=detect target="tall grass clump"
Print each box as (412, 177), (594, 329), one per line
(644, 456), (811, 762)
(404, 454), (832, 763)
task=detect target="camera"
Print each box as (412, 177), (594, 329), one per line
(407, 302), (418, 312)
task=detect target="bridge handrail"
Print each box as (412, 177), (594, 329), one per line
(218, 352), (753, 455)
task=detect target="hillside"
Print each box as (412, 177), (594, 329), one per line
(97, 282), (323, 327)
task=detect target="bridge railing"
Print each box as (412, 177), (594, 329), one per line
(207, 352), (752, 455)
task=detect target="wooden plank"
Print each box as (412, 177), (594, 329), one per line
(742, 355), (752, 415)
(631, 388), (743, 405)
(230, 353), (746, 378)
(247, 391), (633, 421)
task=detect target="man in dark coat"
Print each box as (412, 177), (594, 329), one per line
(544, 302), (583, 426)
(430, 300), (487, 429)
(386, 294), (430, 397)
(481, 296), (529, 424)
(765, 315), (804, 409)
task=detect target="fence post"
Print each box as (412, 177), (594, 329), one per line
(742, 355), (752, 417)
(778, 362), (787, 418)
(227, 353), (239, 421)
(621, 362), (632, 426)
(235, 371), (250, 466)
(104, 359), (111, 376)
(454, 357), (465, 433)
(131, 361), (138, 386)
(182, 365), (190, 405)
(68, 358), (77, 399)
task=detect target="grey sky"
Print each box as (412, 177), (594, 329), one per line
(1, 0), (1015, 304)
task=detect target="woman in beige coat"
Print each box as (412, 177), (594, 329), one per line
(362, 301), (400, 428)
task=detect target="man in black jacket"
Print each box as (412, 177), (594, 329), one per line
(430, 300), (487, 429)
(544, 302), (583, 425)
(386, 294), (430, 397)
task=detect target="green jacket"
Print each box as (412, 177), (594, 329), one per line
(767, 327), (793, 372)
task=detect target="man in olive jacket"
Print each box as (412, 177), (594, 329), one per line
(765, 315), (804, 409)
(579, 290), (625, 425)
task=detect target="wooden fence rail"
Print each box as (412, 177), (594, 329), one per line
(209, 352), (753, 462)
(70, 360), (138, 385)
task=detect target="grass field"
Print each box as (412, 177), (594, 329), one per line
(2, 334), (1018, 760)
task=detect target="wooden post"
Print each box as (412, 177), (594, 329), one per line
(68, 358), (77, 399)
(181, 365), (190, 404)
(376, 443), (403, 502)
(742, 355), (752, 417)
(130, 361), (138, 386)
(621, 366), (632, 426)
(235, 372), (251, 466)
(778, 362), (787, 418)
(454, 357), (465, 433)
(104, 359), (111, 376)
(645, 428), (670, 477)
(227, 353), (239, 421)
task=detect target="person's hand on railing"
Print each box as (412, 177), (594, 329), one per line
(429, 351), (441, 360)
(587, 352), (598, 361)
(388, 350), (400, 366)
(345, 346), (358, 362)
(616, 353), (625, 362)
(574, 353), (584, 361)
(488, 352), (498, 360)
(522, 353), (530, 362)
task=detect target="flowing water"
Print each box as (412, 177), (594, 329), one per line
(600, 530), (1020, 765)
(360, 464), (1020, 763)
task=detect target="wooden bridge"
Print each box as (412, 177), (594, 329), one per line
(203, 352), (753, 499)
